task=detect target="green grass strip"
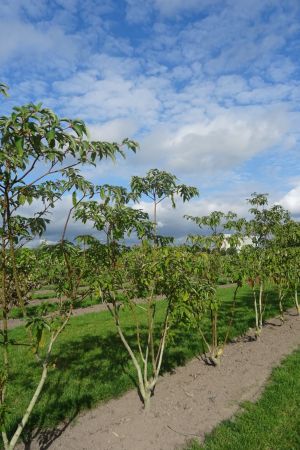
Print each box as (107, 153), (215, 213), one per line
(186, 347), (300, 450)
(2, 296), (98, 319)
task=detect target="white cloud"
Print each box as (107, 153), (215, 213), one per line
(280, 184), (300, 217)
(53, 74), (160, 125)
(88, 118), (139, 142)
(133, 192), (251, 240)
(0, 19), (80, 71)
(2, 0), (300, 241)
(20, 195), (101, 244)
(131, 106), (290, 175)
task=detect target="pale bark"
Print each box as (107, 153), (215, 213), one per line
(295, 289), (300, 315)
(278, 289), (284, 323)
(8, 363), (48, 450)
(1, 207), (9, 448)
(259, 283), (263, 330)
(253, 289), (259, 337)
(116, 322), (146, 399)
(110, 299), (170, 410)
(3, 314), (70, 449)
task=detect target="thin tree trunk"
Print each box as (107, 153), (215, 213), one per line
(115, 321), (147, 404)
(143, 389), (151, 411)
(295, 288), (299, 315)
(153, 198), (157, 241)
(154, 313), (169, 379)
(8, 363), (48, 449)
(1, 209), (9, 449)
(197, 323), (212, 356)
(259, 283), (263, 331)
(278, 289), (284, 323)
(212, 310), (218, 355)
(223, 284), (239, 347)
(4, 313), (71, 449)
(209, 309), (219, 365)
(253, 289), (259, 337)
(8, 236), (26, 316)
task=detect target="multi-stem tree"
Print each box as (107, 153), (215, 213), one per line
(184, 211), (241, 365)
(272, 220), (300, 316)
(241, 193), (290, 337)
(0, 90), (137, 449)
(75, 185), (200, 409)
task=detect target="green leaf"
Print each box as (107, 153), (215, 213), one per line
(15, 137), (23, 156)
(18, 194), (26, 205)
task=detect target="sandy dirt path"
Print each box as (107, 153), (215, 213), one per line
(18, 309), (300, 450)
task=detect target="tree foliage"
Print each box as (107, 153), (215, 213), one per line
(0, 86), (137, 449)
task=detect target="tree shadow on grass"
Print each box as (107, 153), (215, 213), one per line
(15, 320), (205, 448)
(17, 331), (131, 448)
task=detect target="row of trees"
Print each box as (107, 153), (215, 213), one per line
(1, 86), (299, 448)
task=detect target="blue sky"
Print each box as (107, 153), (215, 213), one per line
(1, 0), (300, 240)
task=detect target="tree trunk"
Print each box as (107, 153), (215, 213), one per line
(143, 386), (152, 411)
(295, 289), (300, 315)
(278, 289), (284, 323)
(258, 283), (263, 331)
(253, 289), (259, 338)
(8, 364), (48, 449)
(153, 199), (157, 241)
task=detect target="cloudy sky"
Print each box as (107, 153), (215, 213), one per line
(1, 0), (299, 241)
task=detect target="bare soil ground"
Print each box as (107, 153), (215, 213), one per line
(18, 309), (300, 450)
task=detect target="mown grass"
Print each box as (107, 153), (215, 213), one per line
(31, 292), (56, 300)
(186, 347), (300, 450)
(3, 296), (98, 319)
(7, 282), (234, 319)
(0, 284), (295, 446)
(31, 286), (89, 300)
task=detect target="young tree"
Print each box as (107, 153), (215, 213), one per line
(272, 220), (300, 316)
(75, 186), (200, 409)
(103, 243), (200, 409)
(130, 169), (199, 236)
(184, 211), (242, 365)
(241, 193), (290, 336)
(0, 91), (137, 448)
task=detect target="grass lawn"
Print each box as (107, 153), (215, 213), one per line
(31, 292), (57, 300)
(186, 347), (300, 450)
(2, 295), (98, 319)
(1, 284), (295, 444)
(31, 286), (89, 301)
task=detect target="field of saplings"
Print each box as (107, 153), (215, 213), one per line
(1, 83), (299, 449)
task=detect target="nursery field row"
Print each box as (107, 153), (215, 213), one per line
(2, 285), (296, 442)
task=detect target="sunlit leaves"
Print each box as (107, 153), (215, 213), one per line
(0, 102), (137, 179)
(131, 168), (199, 205)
